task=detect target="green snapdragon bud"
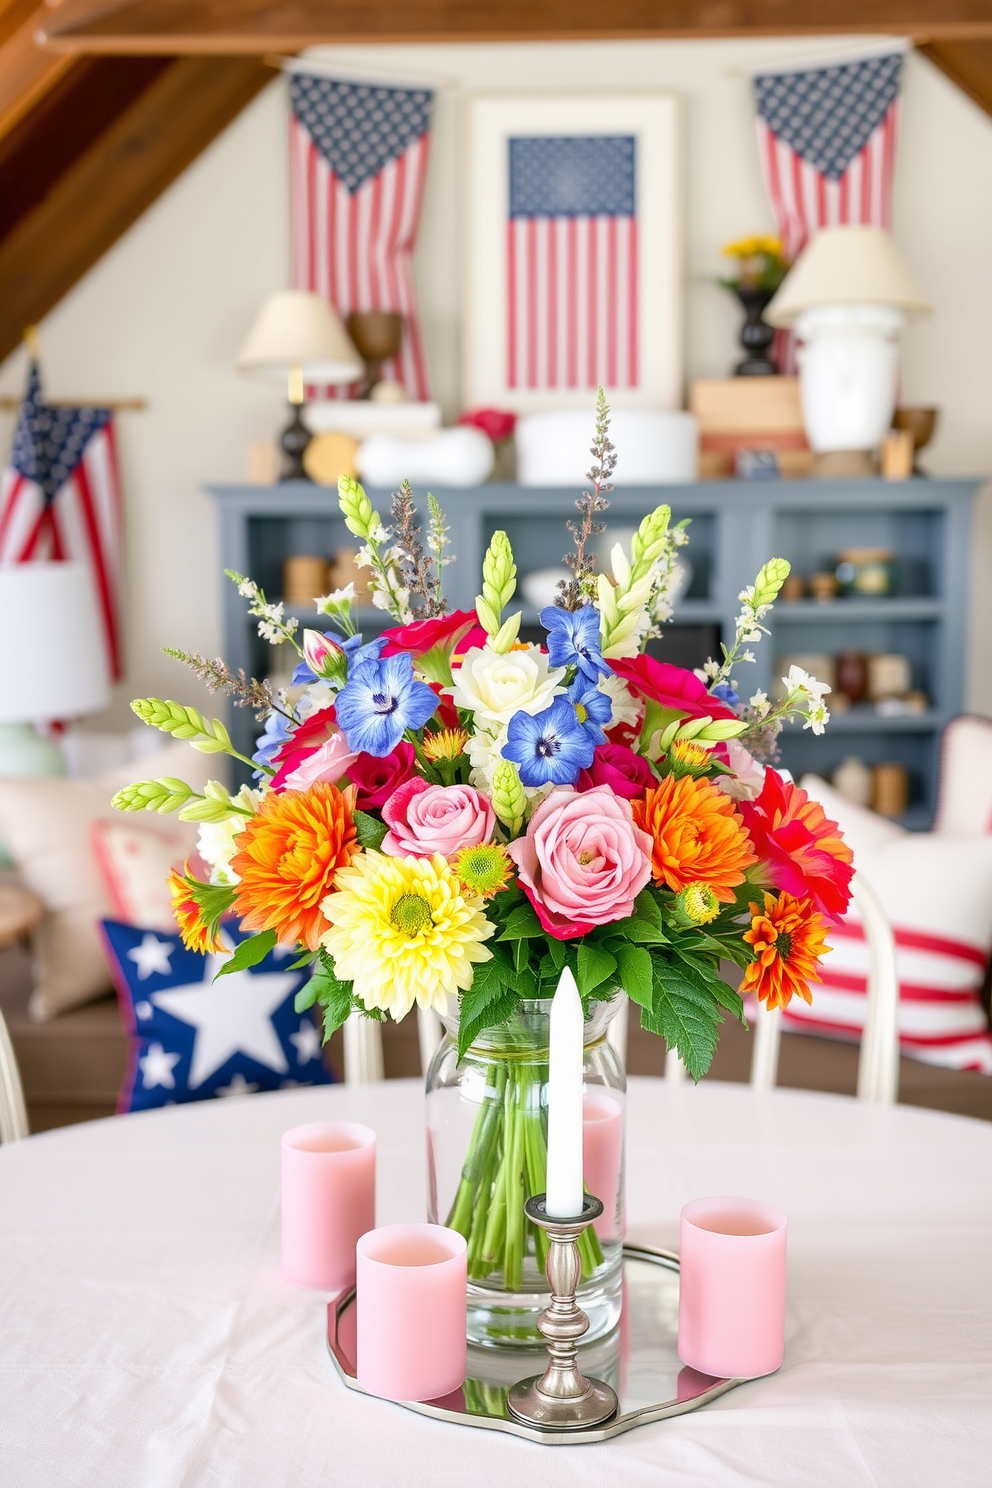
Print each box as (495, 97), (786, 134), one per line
(752, 557), (791, 609)
(337, 474), (379, 541)
(476, 530), (517, 639)
(492, 759), (526, 835)
(130, 699), (232, 754)
(112, 777), (193, 814)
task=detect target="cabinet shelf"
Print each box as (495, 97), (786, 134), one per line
(774, 598), (943, 622)
(210, 476), (981, 825)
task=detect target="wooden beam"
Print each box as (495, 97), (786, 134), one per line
(0, 55), (270, 363)
(0, 4), (75, 138)
(918, 39), (992, 119)
(34, 0), (992, 53)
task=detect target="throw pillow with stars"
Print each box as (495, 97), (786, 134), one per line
(100, 920), (333, 1112)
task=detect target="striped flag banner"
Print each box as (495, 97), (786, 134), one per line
(289, 72), (434, 401)
(507, 135), (638, 392)
(0, 362), (122, 679)
(754, 50), (904, 371)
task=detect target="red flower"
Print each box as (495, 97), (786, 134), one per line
(609, 656), (737, 722)
(457, 407), (517, 443)
(346, 742), (418, 811)
(380, 610), (478, 658)
(271, 705), (337, 764)
(576, 743), (656, 801)
(740, 769), (854, 920)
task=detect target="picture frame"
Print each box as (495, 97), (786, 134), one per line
(462, 92), (682, 413)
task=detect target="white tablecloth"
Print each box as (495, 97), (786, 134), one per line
(1, 1079), (990, 1487)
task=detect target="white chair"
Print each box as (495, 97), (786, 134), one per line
(0, 1007), (29, 1142)
(748, 871), (900, 1105)
(340, 1005), (443, 1084)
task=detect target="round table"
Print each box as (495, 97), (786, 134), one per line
(1, 1079), (989, 1486)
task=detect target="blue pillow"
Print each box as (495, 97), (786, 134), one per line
(101, 920), (333, 1113)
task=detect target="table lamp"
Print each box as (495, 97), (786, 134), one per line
(237, 291), (363, 482)
(0, 561), (110, 778)
(765, 226), (931, 476)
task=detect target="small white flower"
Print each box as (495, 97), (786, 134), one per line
(703, 659), (721, 679)
(804, 700), (830, 735)
(355, 546), (375, 570)
(598, 673), (641, 731)
(783, 664), (831, 703)
(315, 584), (356, 614)
(749, 688), (769, 715)
(738, 585), (756, 605)
(371, 523), (390, 544)
(197, 786), (260, 886)
(237, 579), (258, 600)
(742, 651), (755, 664)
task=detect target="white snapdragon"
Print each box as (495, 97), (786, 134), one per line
(781, 665), (831, 735)
(197, 785), (260, 885)
(315, 584), (356, 614)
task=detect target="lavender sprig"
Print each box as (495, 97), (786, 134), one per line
(390, 480), (447, 618)
(162, 648), (286, 722)
(557, 386), (615, 610)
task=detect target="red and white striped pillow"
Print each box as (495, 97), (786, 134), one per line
(779, 777), (992, 1074)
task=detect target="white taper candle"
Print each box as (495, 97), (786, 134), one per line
(545, 965), (584, 1218)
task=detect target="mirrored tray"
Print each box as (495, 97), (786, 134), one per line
(326, 1243), (746, 1445)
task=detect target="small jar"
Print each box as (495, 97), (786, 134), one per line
(426, 996), (625, 1349)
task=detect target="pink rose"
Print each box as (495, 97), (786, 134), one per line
(507, 785), (653, 940)
(381, 778), (496, 858)
(270, 729), (358, 792)
(576, 743), (655, 801)
(347, 743), (417, 811)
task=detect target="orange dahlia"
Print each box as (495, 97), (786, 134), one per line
(229, 781), (359, 949)
(168, 862), (225, 955)
(740, 891), (830, 1010)
(632, 774), (756, 902)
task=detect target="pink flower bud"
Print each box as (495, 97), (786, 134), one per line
(303, 629), (345, 678)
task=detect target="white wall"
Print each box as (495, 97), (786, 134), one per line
(2, 38), (991, 723)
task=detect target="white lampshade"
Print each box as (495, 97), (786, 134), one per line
(765, 226), (931, 328)
(0, 563), (109, 723)
(237, 290), (362, 386)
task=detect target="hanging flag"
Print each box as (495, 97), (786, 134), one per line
(754, 50), (904, 263)
(0, 362), (123, 679)
(289, 73), (434, 401)
(506, 135), (638, 392)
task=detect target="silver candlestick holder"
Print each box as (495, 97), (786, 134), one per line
(506, 1193), (619, 1430)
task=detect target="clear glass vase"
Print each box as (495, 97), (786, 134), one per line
(426, 995), (625, 1349)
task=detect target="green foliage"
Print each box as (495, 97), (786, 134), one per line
(353, 808), (389, 851)
(311, 949), (360, 1043)
(576, 942), (616, 996)
(641, 961), (723, 1081)
(614, 943), (653, 1008)
(337, 474), (378, 541)
(457, 950), (521, 1059)
(214, 929), (277, 980)
(476, 530), (517, 643)
(112, 777), (192, 815)
(131, 698), (232, 755)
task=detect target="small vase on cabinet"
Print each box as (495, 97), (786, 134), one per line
(734, 287), (778, 376)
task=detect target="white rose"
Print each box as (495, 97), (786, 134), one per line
(197, 786), (260, 886)
(446, 644), (566, 726)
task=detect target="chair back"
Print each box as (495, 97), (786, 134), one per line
(0, 1007), (29, 1142)
(748, 871), (900, 1104)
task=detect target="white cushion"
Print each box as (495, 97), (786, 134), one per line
(0, 742), (212, 1020)
(934, 716), (992, 835)
(92, 817), (191, 933)
(786, 775), (992, 1073)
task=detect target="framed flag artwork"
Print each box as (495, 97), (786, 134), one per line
(463, 93), (681, 412)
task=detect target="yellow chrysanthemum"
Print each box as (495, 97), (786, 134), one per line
(319, 851), (495, 1020)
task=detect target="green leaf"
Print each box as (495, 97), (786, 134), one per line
(634, 889), (664, 927)
(614, 943), (653, 1008)
(641, 964), (722, 1081)
(576, 942), (617, 996)
(547, 937), (568, 971)
(707, 979), (748, 1027)
(213, 929), (277, 979)
(353, 808), (388, 851)
(294, 979), (319, 1013)
(320, 984), (354, 1043)
(458, 959), (518, 1059)
(497, 903), (545, 941)
(620, 918), (670, 945)
(285, 950), (318, 971)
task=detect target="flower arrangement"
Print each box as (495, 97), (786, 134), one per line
(114, 392), (851, 1301)
(719, 234), (791, 293)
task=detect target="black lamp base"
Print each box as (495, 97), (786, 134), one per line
(279, 402), (313, 482)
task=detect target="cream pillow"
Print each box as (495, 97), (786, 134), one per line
(0, 741), (213, 1020)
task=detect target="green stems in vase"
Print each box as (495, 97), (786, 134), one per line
(446, 1056), (604, 1292)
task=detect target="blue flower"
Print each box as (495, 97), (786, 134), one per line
(567, 677), (612, 746)
(710, 681), (741, 708)
(335, 651), (439, 756)
(540, 603), (610, 683)
(502, 697), (596, 787)
(348, 635), (387, 670)
(252, 710), (293, 778)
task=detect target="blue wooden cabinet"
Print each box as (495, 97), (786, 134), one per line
(207, 477), (981, 825)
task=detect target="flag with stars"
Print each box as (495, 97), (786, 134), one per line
(0, 361), (123, 678)
(507, 135), (638, 393)
(289, 72), (434, 400)
(101, 920), (333, 1113)
(754, 49), (904, 264)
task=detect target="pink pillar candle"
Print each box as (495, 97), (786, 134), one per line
(582, 1091), (624, 1240)
(356, 1224), (467, 1402)
(280, 1122), (376, 1291)
(678, 1196), (787, 1379)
